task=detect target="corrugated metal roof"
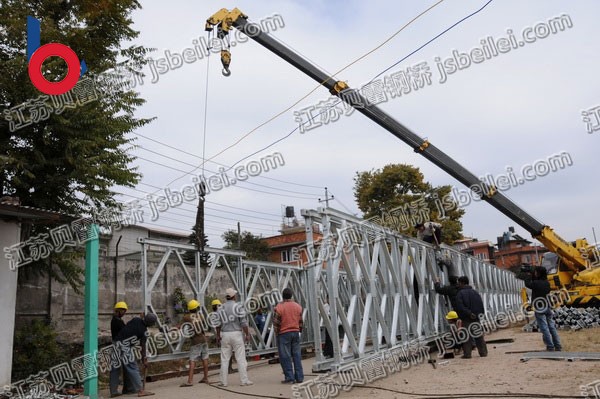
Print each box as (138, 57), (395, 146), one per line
(0, 200), (76, 222)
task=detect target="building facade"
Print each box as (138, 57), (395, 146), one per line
(262, 225), (322, 266)
(493, 227), (546, 270)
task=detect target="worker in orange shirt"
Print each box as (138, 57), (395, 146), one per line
(273, 288), (304, 384)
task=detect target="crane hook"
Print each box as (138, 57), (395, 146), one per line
(220, 50), (232, 77)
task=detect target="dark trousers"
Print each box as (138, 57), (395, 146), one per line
(462, 320), (487, 357)
(323, 326), (343, 358)
(424, 230), (442, 245)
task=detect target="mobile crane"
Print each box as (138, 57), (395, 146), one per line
(205, 8), (600, 306)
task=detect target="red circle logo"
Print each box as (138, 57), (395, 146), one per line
(28, 43), (81, 95)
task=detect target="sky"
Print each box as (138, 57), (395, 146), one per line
(115, 0), (600, 248)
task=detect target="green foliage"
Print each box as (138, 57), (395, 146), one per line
(353, 164), (465, 244)
(172, 287), (186, 314)
(222, 230), (270, 261)
(0, 0), (154, 291)
(183, 229), (210, 267)
(12, 319), (68, 381)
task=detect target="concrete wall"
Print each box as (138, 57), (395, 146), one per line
(15, 249), (233, 345)
(0, 220), (21, 386)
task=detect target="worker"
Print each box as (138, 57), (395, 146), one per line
(415, 221), (442, 246)
(211, 299), (235, 374)
(109, 302), (134, 397)
(444, 311), (463, 356)
(455, 276), (488, 358)
(211, 298), (222, 312)
(180, 300), (209, 387)
(215, 288), (253, 387)
(434, 276), (459, 310)
(255, 308), (266, 334)
(322, 296), (342, 359)
(524, 267), (562, 351)
(114, 313), (158, 397)
(274, 288), (304, 384)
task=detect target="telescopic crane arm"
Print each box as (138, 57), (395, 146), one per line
(205, 8), (596, 277)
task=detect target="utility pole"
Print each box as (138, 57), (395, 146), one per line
(318, 187), (334, 208)
(194, 182), (207, 266)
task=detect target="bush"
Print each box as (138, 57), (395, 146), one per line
(12, 319), (68, 381)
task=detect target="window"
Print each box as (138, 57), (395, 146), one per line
(522, 255), (531, 264)
(281, 249), (292, 263)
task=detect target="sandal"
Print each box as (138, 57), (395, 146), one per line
(180, 383), (194, 387)
(198, 379), (209, 384)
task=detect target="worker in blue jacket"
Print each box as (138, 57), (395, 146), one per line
(455, 276), (488, 359)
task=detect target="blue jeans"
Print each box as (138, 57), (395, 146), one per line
(278, 332), (304, 383)
(118, 346), (143, 393)
(535, 309), (562, 350)
(109, 344), (135, 395)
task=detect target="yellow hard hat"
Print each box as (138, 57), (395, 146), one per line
(445, 311), (458, 320)
(114, 302), (128, 310)
(211, 299), (222, 306)
(187, 299), (201, 311)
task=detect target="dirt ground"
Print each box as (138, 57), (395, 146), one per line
(99, 325), (600, 399)
(340, 325), (600, 399)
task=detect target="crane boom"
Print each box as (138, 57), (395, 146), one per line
(205, 9), (597, 280)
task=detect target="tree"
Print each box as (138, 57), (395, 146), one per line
(0, 0), (153, 291)
(182, 229), (210, 267)
(353, 164), (465, 244)
(222, 230), (270, 261)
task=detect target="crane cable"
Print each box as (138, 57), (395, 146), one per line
(204, 0), (446, 165)
(147, 1), (445, 194)
(222, 0), (494, 170)
(201, 35), (211, 179)
(156, 30), (212, 195)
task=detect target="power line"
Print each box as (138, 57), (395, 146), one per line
(113, 188), (281, 228)
(201, 0), (447, 164)
(135, 183), (280, 221)
(212, 0), (494, 168)
(132, 132), (323, 189)
(135, 145), (320, 196)
(127, 183), (283, 218)
(133, 155), (319, 200)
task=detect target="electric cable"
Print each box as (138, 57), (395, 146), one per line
(113, 188), (281, 229)
(132, 131), (323, 189)
(135, 145), (320, 196)
(205, 200), (281, 217)
(314, 380), (583, 398)
(331, 194), (357, 216)
(129, 1), (492, 218)
(353, 385), (582, 398)
(222, 0), (494, 169)
(201, 50), (211, 177)
(123, 183), (283, 218)
(159, 0), (447, 192)
(133, 155), (318, 200)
